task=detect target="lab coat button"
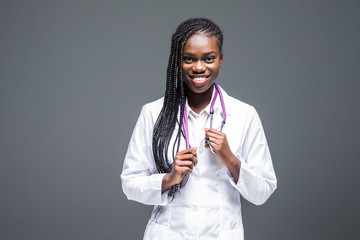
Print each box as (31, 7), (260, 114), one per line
(193, 176), (199, 181)
(193, 206), (198, 212)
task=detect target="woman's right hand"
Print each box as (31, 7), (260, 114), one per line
(162, 147), (197, 193)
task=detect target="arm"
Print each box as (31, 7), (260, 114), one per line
(121, 104), (198, 205)
(205, 128), (241, 182)
(205, 107), (277, 205)
(121, 105), (169, 206)
(161, 147), (198, 193)
(233, 107), (277, 205)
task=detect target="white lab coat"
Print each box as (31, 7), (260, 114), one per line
(121, 85), (277, 240)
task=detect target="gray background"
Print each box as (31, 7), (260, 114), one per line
(1, 0), (359, 239)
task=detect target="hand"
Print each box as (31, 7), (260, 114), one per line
(162, 147), (197, 192)
(205, 128), (241, 183)
(204, 128), (233, 164)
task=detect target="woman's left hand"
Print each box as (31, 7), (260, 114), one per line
(205, 128), (241, 182)
(205, 128), (234, 164)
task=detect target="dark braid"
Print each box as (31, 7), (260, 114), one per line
(152, 18), (223, 199)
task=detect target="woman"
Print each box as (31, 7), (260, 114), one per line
(121, 18), (277, 240)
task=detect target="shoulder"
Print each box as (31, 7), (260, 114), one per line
(140, 97), (164, 120)
(220, 86), (256, 116)
(220, 86), (264, 131)
(227, 95), (254, 112)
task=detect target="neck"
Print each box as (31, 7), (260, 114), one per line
(186, 85), (214, 114)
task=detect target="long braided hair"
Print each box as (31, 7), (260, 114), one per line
(152, 18), (223, 199)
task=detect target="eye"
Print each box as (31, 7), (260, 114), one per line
(205, 56), (216, 63)
(183, 56), (193, 63)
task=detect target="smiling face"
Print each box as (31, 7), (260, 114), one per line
(182, 32), (223, 95)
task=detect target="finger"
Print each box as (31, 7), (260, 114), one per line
(177, 147), (197, 158)
(205, 127), (222, 134)
(208, 127), (222, 133)
(174, 165), (193, 174)
(175, 159), (194, 167)
(192, 156), (198, 166)
(175, 156), (195, 166)
(205, 130), (225, 138)
(205, 129), (220, 141)
(177, 155), (198, 168)
(177, 153), (197, 161)
(177, 147), (196, 155)
(174, 165), (193, 173)
(207, 138), (222, 151)
(190, 147), (197, 156)
(205, 137), (217, 152)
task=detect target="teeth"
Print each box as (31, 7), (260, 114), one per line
(193, 77), (206, 81)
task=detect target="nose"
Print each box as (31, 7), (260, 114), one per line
(192, 60), (206, 73)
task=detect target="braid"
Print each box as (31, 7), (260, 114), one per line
(152, 18), (223, 199)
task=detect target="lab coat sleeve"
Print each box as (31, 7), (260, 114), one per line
(227, 107), (277, 205)
(121, 104), (170, 206)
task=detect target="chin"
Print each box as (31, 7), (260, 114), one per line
(185, 79), (215, 94)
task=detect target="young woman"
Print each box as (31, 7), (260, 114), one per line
(121, 18), (277, 240)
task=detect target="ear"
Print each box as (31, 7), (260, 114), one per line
(219, 53), (223, 66)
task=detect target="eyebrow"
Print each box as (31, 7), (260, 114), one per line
(183, 51), (217, 56)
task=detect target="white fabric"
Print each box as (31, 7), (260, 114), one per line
(121, 85), (277, 240)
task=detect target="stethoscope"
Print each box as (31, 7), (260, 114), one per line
(182, 83), (227, 154)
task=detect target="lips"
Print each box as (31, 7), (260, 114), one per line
(190, 75), (210, 84)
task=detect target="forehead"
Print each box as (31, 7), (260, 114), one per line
(183, 33), (220, 54)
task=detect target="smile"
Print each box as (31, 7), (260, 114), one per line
(190, 75), (210, 84)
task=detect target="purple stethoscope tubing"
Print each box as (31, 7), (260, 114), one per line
(182, 83), (226, 149)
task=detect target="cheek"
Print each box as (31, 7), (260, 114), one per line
(210, 65), (221, 73)
(182, 65), (190, 73)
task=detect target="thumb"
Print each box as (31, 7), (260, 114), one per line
(192, 147), (197, 155)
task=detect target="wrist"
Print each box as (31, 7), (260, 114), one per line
(162, 172), (177, 193)
(224, 153), (240, 169)
(225, 154), (241, 183)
